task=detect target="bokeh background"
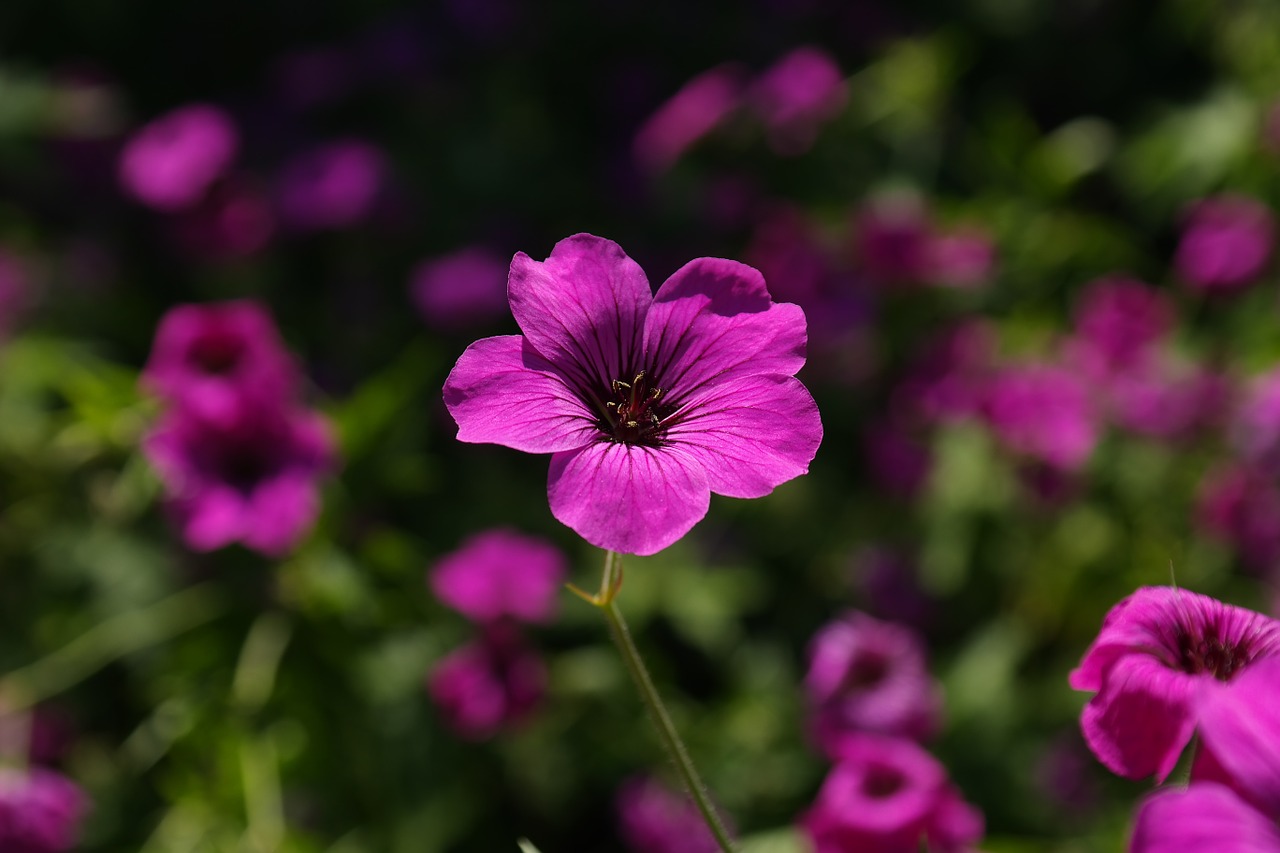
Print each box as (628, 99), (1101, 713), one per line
(2, 0), (1280, 850)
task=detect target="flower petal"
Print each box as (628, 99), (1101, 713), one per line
(507, 234), (651, 392)
(644, 257), (807, 401)
(1131, 783), (1280, 853)
(665, 373), (821, 498)
(443, 335), (601, 453)
(547, 442), (709, 556)
(1196, 657), (1280, 816)
(1079, 654), (1198, 781)
(242, 474), (320, 557)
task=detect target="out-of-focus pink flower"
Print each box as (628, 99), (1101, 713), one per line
(801, 734), (983, 853)
(616, 775), (727, 853)
(748, 47), (846, 155)
(0, 767), (88, 853)
(143, 404), (336, 557)
(863, 420), (931, 500)
(853, 549), (936, 631)
(1232, 368), (1280, 474)
(1105, 357), (1227, 442)
(852, 196), (932, 284)
(1070, 586), (1280, 781)
(923, 227), (997, 290)
(804, 612), (942, 752)
(410, 247), (510, 331)
(982, 363), (1098, 471)
(170, 177), (275, 260)
(275, 139), (387, 231)
(0, 705), (73, 767)
(1069, 276), (1173, 372)
(633, 65), (745, 173)
(893, 321), (995, 424)
(429, 528), (567, 625)
(142, 301), (299, 427)
(1033, 732), (1099, 816)
(1196, 465), (1280, 573)
(118, 104), (238, 211)
(426, 624), (545, 740)
(1175, 195), (1276, 293)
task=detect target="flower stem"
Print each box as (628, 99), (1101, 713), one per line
(590, 550), (737, 853)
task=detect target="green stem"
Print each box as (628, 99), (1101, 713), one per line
(594, 551), (737, 853)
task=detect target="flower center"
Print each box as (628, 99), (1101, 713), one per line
(189, 331), (244, 374)
(599, 371), (672, 446)
(862, 764), (905, 799)
(1176, 631), (1253, 681)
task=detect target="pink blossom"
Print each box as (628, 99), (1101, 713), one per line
(1105, 356), (1226, 442)
(143, 404), (336, 557)
(1196, 465), (1280, 573)
(0, 767), (87, 853)
(426, 624), (545, 740)
(748, 47), (847, 155)
(616, 775), (727, 853)
(275, 139), (386, 231)
(863, 420), (931, 500)
(852, 196), (931, 284)
(429, 528), (567, 625)
(1231, 368), (1280, 474)
(443, 234), (822, 556)
(1175, 194), (1276, 293)
(892, 321), (995, 424)
(922, 227), (997, 290)
(633, 65), (745, 173)
(142, 301), (299, 427)
(982, 363), (1098, 470)
(1069, 587), (1280, 781)
(118, 104), (238, 211)
(801, 735), (984, 853)
(804, 612), (942, 752)
(1069, 276), (1173, 373)
(409, 247), (510, 331)
(170, 177), (275, 260)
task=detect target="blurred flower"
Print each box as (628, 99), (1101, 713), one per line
(426, 624), (545, 740)
(801, 734), (983, 853)
(409, 246), (510, 331)
(443, 233), (822, 555)
(922, 227), (996, 290)
(982, 363), (1097, 471)
(616, 775), (726, 853)
(144, 404), (335, 557)
(1033, 731), (1099, 817)
(1068, 276), (1173, 373)
(1231, 368), (1280, 474)
(1069, 586), (1280, 781)
(1104, 356), (1226, 442)
(0, 249), (35, 339)
(633, 65), (745, 173)
(142, 300), (299, 427)
(429, 528), (567, 624)
(1175, 194), (1276, 293)
(863, 420), (931, 499)
(804, 612), (942, 752)
(118, 103), (238, 211)
(1196, 465), (1280, 573)
(0, 767), (87, 853)
(275, 139), (387, 231)
(748, 46), (846, 155)
(0, 705), (72, 767)
(852, 195), (931, 284)
(892, 321), (995, 424)
(852, 548), (936, 630)
(169, 177), (275, 260)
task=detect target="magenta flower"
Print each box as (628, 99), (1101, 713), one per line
(748, 46), (847, 155)
(804, 612), (942, 753)
(1069, 276), (1173, 372)
(852, 195), (931, 284)
(409, 246), (510, 331)
(429, 528), (567, 625)
(426, 624), (545, 740)
(633, 65), (745, 173)
(0, 767), (87, 853)
(143, 404), (335, 557)
(118, 104), (239, 211)
(142, 300), (299, 427)
(922, 227), (997, 290)
(1232, 368), (1280, 474)
(1196, 465), (1280, 573)
(1070, 586), (1280, 781)
(982, 363), (1097, 471)
(275, 139), (386, 231)
(170, 177), (276, 260)
(801, 735), (983, 853)
(616, 775), (727, 853)
(1175, 194), (1276, 293)
(443, 234), (822, 556)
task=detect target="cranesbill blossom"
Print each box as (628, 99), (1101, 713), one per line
(922, 227), (996, 290)
(1070, 586), (1280, 781)
(801, 734), (984, 853)
(118, 104), (238, 211)
(1175, 194), (1276, 293)
(1069, 277), (1173, 373)
(748, 46), (847, 155)
(429, 528), (567, 625)
(633, 65), (745, 173)
(1232, 368), (1280, 474)
(142, 300), (299, 426)
(409, 247), (510, 331)
(982, 363), (1097, 471)
(1196, 465), (1280, 573)
(616, 775), (726, 853)
(443, 234), (822, 556)
(0, 767), (87, 853)
(852, 195), (931, 284)
(426, 624), (545, 740)
(275, 139), (386, 231)
(143, 404), (335, 557)
(1131, 657), (1280, 851)
(804, 612), (942, 752)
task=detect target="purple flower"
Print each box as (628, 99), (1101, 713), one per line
(1069, 276), (1173, 372)
(409, 247), (510, 331)
(1232, 368), (1280, 474)
(143, 404), (335, 557)
(1175, 194), (1276, 293)
(275, 139), (387, 231)
(892, 321), (995, 425)
(0, 767), (87, 853)
(118, 104), (239, 211)
(921, 227), (996, 290)
(982, 363), (1097, 471)
(616, 775), (726, 853)
(800, 735), (983, 853)
(169, 177), (276, 260)
(1196, 465), (1280, 573)
(142, 300), (299, 427)
(804, 612), (942, 753)
(863, 420), (931, 500)
(426, 624), (545, 740)
(442, 234), (822, 556)
(1069, 586), (1280, 781)
(852, 195), (931, 284)
(429, 528), (567, 625)
(1104, 356), (1226, 442)
(748, 47), (847, 155)
(633, 65), (745, 173)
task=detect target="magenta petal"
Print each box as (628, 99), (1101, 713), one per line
(1079, 655), (1198, 781)
(507, 234), (651, 389)
(242, 474), (319, 556)
(667, 374), (822, 498)
(645, 257), (807, 398)
(444, 335), (601, 453)
(547, 442), (709, 556)
(1197, 657), (1280, 815)
(180, 485), (245, 552)
(1131, 784), (1280, 853)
